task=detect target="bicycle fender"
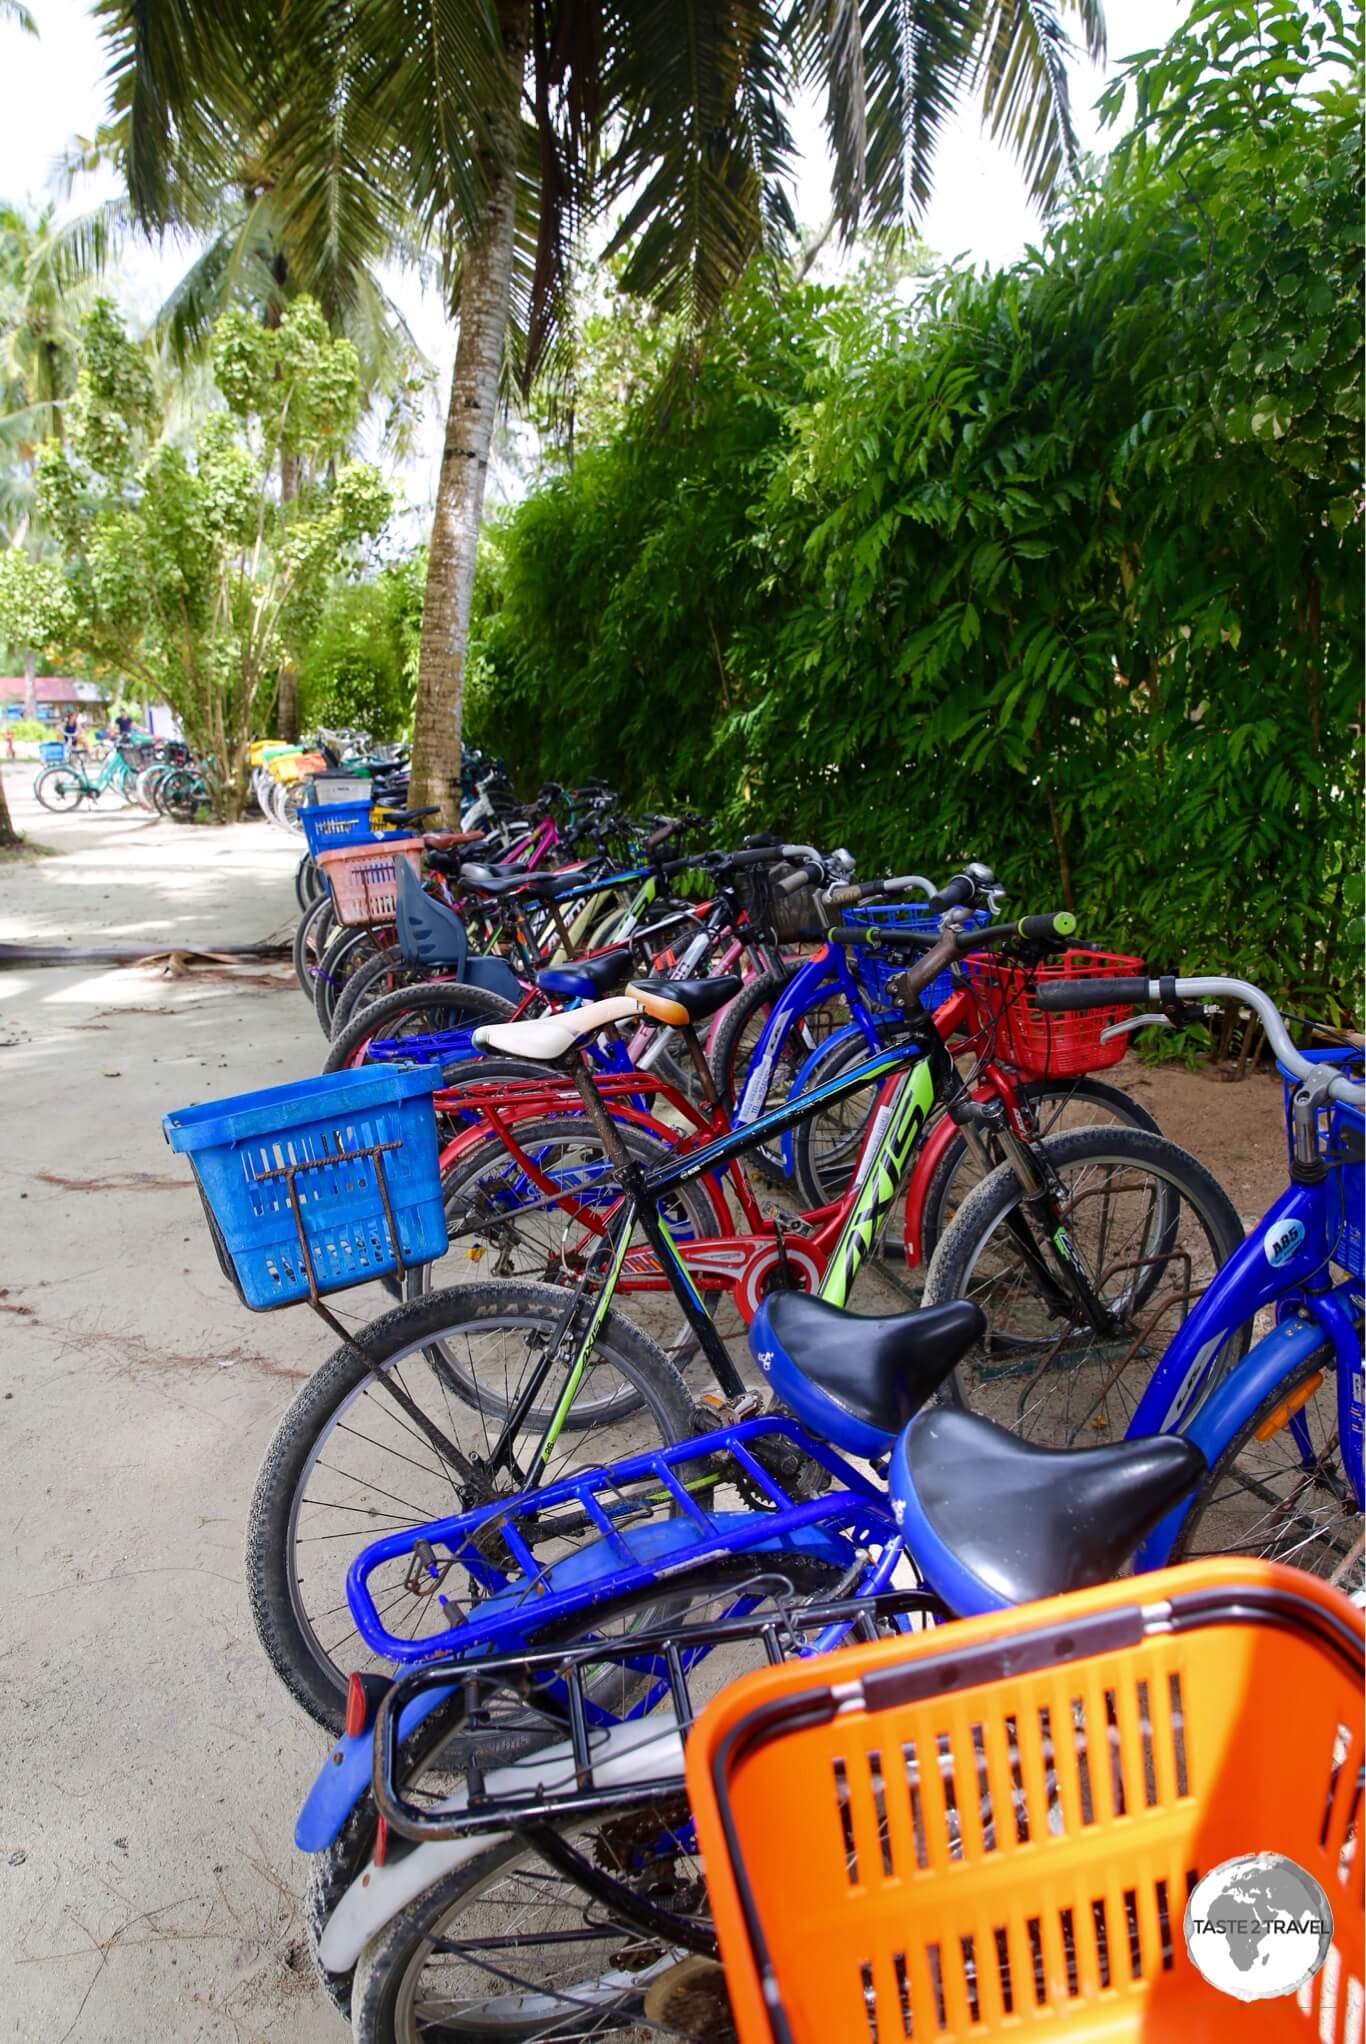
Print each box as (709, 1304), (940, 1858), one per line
(295, 1680), (457, 1853)
(1133, 1309), (1335, 1569)
(317, 1714), (686, 1974)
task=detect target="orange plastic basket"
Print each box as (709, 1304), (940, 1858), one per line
(687, 1561), (1363, 2043)
(317, 838), (425, 926)
(967, 949), (1144, 1077)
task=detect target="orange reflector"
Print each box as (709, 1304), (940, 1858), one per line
(373, 1816), (389, 1868)
(1254, 1370), (1322, 1441)
(344, 1672), (368, 1740)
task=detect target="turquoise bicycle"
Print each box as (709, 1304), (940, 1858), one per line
(34, 740), (144, 812)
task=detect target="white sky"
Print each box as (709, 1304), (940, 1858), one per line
(0, 0), (1190, 511)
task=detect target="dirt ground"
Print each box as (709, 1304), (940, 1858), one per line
(0, 760), (1289, 2041)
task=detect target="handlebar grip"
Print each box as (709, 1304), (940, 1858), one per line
(1016, 912), (1077, 944)
(1035, 976), (1152, 1012)
(928, 872), (974, 913)
(777, 866), (814, 896)
(824, 882), (865, 910)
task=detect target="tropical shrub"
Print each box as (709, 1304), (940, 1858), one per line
(471, 0), (1363, 1013)
(297, 558), (423, 740)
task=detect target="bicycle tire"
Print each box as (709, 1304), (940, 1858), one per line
(245, 1280), (694, 1731)
(329, 942), (435, 1039)
(293, 893), (336, 1000)
(922, 1125), (1246, 1448)
(323, 980), (517, 1072)
(294, 853), (324, 913)
(1169, 1349), (1361, 1584)
(313, 923), (388, 1036)
(407, 1114), (719, 1376)
(788, 1042), (1161, 1242)
(33, 765), (86, 812)
(916, 1076), (1162, 1261)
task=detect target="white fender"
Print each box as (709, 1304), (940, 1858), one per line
(319, 1711), (686, 1973)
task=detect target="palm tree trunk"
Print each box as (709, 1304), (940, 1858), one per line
(0, 769), (18, 849)
(22, 648), (36, 720)
(407, 0), (528, 823)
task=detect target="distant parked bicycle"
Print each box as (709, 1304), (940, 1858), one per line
(33, 741), (142, 812)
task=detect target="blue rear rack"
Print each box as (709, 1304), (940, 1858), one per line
(345, 1415), (900, 1663)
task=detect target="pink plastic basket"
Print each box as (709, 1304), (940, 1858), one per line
(317, 838), (425, 926)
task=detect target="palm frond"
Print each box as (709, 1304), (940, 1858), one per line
(0, 0), (37, 34)
(601, 0), (800, 320)
(970, 0), (1105, 205)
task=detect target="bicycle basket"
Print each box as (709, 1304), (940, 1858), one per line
(307, 772), (373, 809)
(1278, 1046), (1365, 1279)
(317, 837), (425, 923)
(38, 741), (66, 763)
(162, 1065), (447, 1310)
(854, 905), (988, 1014)
(299, 799), (396, 857)
(739, 862), (823, 945)
(967, 948), (1144, 1076)
(689, 1559), (1363, 2044)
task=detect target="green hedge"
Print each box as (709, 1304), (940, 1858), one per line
(470, 0), (1363, 1013)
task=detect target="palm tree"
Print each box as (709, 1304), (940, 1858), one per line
(97, 0), (1105, 818)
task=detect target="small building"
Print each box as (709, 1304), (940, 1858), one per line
(0, 676), (110, 723)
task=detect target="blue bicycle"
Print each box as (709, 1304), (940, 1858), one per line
(921, 970), (1364, 1582)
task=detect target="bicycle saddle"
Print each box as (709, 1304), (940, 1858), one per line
(461, 863), (582, 900)
(891, 1407), (1205, 1615)
(627, 975), (741, 1026)
(537, 949), (633, 1002)
(750, 1291), (987, 1458)
(473, 997), (640, 1064)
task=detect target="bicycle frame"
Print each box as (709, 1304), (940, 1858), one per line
(470, 1025), (951, 1441)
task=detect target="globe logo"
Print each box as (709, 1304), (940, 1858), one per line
(1184, 1852), (1334, 2001)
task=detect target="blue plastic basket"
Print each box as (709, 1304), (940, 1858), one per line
(38, 741), (67, 763)
(1277, 1046), (1365, 1280)
(299, 800), (394, 857)
(163, 1066), (448, 1309)
(852, 904), (989, 1014)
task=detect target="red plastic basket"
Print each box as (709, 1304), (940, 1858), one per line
(317, 838), (425, 926)
(968, 948), (1144, 1077)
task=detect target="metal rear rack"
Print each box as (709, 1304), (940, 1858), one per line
(373, 1584), (943, 1843)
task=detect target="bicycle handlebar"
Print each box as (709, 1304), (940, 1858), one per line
(1036, 974), (1366, 1104)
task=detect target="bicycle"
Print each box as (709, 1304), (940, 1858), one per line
(229, 902), (1236, 1729)
(305, 1557), (1361, 2041)
(33, 739), (142, 811)
(922, 968), (1365, 1582)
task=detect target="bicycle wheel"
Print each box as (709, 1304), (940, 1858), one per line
(346, 1559), (852, 2044)
(323, 981), (518, 1071)
(295, 853), (324, 913)
(33, 765), (86, 812)
(922, 1126), (1246, 1448)
(329, 942), (430, 1039)
(314, 923), (389, 1035)
(161, 768), (202, 822)
(914, 1076), (1161, 1260)
(245, 1280), (693, 1730)
(293, 893), (336, 1000)
(1170, 1351), (1363, 1586)
(409, 1115), (719, 1367)
(708, 966), (841, 1184)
